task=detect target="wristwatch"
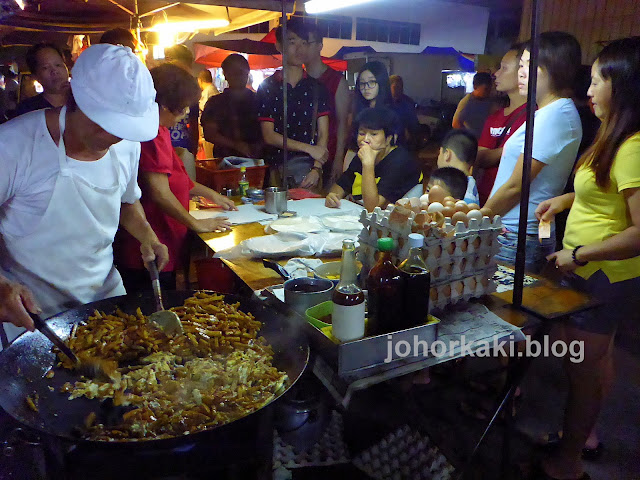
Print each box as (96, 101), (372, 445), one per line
(572, 246), (588, 266)
(311, 166), (323, 174)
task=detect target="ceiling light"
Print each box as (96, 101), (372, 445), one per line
(14, 0), (25, 10)
(304, 0), (374, 14)
(148, 19), (230, 34)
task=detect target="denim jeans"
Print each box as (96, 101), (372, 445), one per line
(495, 230), (556, 274)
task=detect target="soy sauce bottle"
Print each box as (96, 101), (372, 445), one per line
(399, 233), (431, 328)
(332, 240), (365, 342)
(367, 237), (404, 336)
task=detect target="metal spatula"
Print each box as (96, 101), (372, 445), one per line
(30, 313), (115, 381)
(147, 261), (183, 336)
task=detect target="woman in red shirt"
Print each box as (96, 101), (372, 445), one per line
(115, 63), (235, 292)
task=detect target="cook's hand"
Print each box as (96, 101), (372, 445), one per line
(546, 249), (578, 273)
(325, 192), (341, 208)
(300, 169), (320, 189)
(141, 240), (170, 271)
(535, 196), (564, 222)
(0, 277), (40, 331)
(358, 144), (377, 167)
(211, 192), (237, 211)
(307, 145), (328, 163)
(193, 217), (232, 234)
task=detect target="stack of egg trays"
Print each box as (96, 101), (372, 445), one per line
(357, 206), (502, 311)
(352, 425), (455, 480)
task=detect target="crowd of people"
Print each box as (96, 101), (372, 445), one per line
(0, 18), (639, 480)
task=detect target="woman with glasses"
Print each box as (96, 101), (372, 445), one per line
(115, 63), (236, 293)
(343, 61), (394, 171)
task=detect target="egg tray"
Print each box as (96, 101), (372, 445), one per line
(357, 205), (501, 309)
(352, 425), (455, 480)
(272, 410), (351, 470)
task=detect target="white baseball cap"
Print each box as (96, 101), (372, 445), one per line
(70, 44), (159, 142)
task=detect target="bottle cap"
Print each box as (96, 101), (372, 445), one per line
(408, 233), (424, 249)
(377, 237), (394, 251)
(240, 166), (247, 172)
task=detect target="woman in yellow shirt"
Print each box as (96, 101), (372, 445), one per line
(535, 38), (640, 480)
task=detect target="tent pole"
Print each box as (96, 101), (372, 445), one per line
(513, 0), (541, 308)
(281, 0), (288, 190)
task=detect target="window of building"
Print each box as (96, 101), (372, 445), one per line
(356, 18), (421, 45)
(296, 14), (353, 40)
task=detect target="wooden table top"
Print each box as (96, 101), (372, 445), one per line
(197, 221), (593, 328)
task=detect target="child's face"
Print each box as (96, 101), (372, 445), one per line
(427, 179), (452, 198)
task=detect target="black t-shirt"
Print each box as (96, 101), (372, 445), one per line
(14, 93), (53, 117)
(201, 88), (261, 158)
(336, 147), (420, 204)
(257, 70), (329, 165)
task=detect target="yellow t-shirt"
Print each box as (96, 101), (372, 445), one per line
(563, 133), (640, 283)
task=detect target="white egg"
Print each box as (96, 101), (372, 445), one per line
(419, 193), (429, 204)
(467, 209), (483, 222)
(427, 202), (444, 214)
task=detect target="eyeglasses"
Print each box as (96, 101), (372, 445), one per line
(358, 80), (378, 90)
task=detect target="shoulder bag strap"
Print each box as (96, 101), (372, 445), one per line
(496, 107), (527, 147)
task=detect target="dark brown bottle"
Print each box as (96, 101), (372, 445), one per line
(332, 240), (365, 341)
(399, 233), (431, 328)
(367, 237), (404, 336)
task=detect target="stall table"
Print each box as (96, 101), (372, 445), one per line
(194, 205), (596, 479)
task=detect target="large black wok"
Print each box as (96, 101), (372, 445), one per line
(0, 290), (309, 451)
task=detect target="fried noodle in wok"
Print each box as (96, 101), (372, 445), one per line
(56, 292), (288, 441)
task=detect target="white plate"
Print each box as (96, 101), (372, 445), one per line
(268, 216), (326, 234)
(320, 214), (362, 232)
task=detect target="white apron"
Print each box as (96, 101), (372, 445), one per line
(1, 106), (126, 320)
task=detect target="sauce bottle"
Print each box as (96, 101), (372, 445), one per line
(238, 166), (249, 196)
(398, 233), (431, 328)
(332, 239), (366, 342)
(367, 237), (404, 336)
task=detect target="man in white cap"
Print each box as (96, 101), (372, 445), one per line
(0, 44), (168, 338)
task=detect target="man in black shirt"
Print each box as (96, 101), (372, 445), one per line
(201, 54), (262, 159)
(15, 43), (69, 117)
(257, 18), (329, 189)
(326, 107), (421, 212)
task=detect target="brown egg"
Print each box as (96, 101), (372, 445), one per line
(451, 210), (468, 226)
(446, 241), (456, 255)
(441, 205), (455, 218)
(443, 196), (455, 203)
(443, 200), (456, 208)
(461, 239), (469, 252)
(473, 236), (482, 249)
(467, 203), (480, 211)
(428, 184), (446, 204)
(443, 285), (452, 297)
(454, 200), (469, 213)
(480, 206), (494, 218)
(454, 281), (464, 295)
(468, 277), (477, 290)
(430, 288), (438, 302)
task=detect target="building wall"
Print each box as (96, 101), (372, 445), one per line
(519, 0), (640, 63)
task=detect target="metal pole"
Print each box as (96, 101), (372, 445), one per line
(513, 0), (541, 308)
(281, 0), (288, 189)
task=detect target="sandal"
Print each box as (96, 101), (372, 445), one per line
(538, 432), (604, 461)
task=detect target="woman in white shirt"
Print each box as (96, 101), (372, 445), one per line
(484, 32), (583, 273)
